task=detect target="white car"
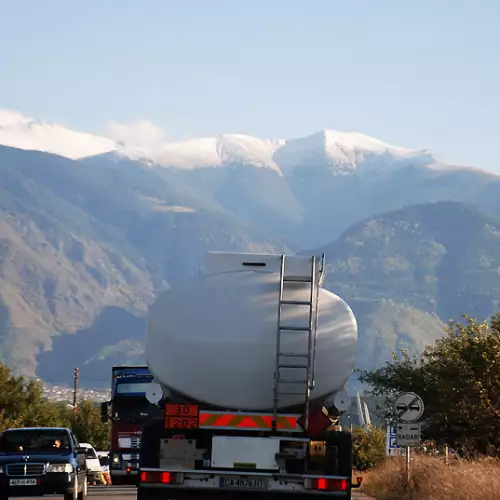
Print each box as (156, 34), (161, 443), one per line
(80, 442), (102, 483)
(96, 451), (110, 473)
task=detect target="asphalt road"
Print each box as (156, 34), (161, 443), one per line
(14, 486), (375, 499)
(13, 486), (136, 500)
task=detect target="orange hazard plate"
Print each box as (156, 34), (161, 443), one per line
(165, 404), (199, 429)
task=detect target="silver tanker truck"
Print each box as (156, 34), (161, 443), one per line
(137, 252), (362, 500)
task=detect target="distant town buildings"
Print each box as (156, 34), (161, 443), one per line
(42, 384), (110, 403)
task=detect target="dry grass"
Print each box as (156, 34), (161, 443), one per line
(359, 454), (500, 500)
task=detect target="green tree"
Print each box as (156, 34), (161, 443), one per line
(70, 399), (110, 450)
(0, 367), (46, 429)
(359, 313), (500, 457)
(0, 362), (109, 451)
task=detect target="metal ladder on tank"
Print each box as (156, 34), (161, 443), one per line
(272, 253), (326, 432)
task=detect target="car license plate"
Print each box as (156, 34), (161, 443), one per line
(10, 478), (38, 486)
(219, 477), (268, 490)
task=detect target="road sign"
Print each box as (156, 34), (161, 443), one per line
(396, 422), (421, 446)
(394, 392), (424, 423)
(385, 423), (405, 456)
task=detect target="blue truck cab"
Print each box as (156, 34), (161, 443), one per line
(0, 427), (88, 500)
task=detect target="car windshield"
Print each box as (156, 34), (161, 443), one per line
(84, 448), (97, 459)
(99, 456), (109, 466)
(112, 395), (162, 422)
(112, 379), (162, 422)
(115, 381), (153, 395)
(0, 430), (70, 453)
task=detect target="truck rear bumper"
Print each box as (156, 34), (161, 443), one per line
(139, 485), (350, 500)
(139, 469), (351, 499)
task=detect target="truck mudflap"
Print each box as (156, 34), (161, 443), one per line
(138, 469), (361, 499)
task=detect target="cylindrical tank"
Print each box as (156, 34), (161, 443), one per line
(146, 257), (357, 412)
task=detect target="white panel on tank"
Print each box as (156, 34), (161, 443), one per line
(146, 255), (358, 412)
(211, 436), (280, 470)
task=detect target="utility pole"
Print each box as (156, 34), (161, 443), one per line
(73, 368), (79, 414)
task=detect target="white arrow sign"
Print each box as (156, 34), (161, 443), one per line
(394, 392), (424, 423)
(396, 422), (421, 446)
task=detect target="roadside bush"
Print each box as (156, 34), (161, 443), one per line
(352, 426), (386, 471)
(71, 399), (109, 450)
(0, 363), (109, 450)
(361, 454), (500, 500)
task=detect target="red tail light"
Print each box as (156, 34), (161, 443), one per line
(140, 471), (180, 484)
(307, 478), (348, 491)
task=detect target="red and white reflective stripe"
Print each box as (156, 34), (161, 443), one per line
(198, 411), (300, 431)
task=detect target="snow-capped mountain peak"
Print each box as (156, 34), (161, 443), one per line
(273, 129), (439, 174)
(0, 109), (452, 177)
(115, 133), (285, 174)
(0, 109), (115, 159)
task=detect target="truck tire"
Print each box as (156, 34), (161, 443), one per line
(137, 487), (152, 500)
(325, 430), (353, 477)
(140, 417), (165, 468)
(326, 431), (352, 498)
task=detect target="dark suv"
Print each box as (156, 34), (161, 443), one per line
(0, 427), (88, 500)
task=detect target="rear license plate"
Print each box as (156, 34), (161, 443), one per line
(10, 478), (38, 486)
(219, 477), (268, 490)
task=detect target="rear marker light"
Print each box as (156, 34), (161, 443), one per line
(140, 471), (182, 484)
(307, 478), (349, 491)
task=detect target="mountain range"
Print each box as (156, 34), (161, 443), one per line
(1, 109), (500, 388)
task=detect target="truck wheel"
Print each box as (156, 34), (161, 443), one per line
(140, 418), (165, 468)
(325, 430), (353, 478)
(137, 487), (150, 500)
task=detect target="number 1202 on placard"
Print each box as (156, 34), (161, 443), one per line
(165, 404), (199, 429)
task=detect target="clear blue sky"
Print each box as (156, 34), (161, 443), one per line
(1, 0), (499, 171)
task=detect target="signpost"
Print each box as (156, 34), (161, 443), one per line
(393, 392), (425, 487)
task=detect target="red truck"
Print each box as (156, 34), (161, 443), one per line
(100, 365), (162, 485)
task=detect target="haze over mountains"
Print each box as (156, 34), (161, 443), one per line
(1, 109), (500, 387)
